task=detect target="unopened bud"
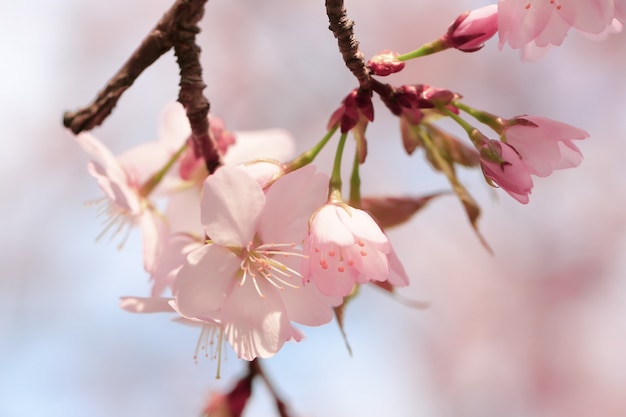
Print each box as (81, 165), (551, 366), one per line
(421, 86), (458, 107)
(328, 89), (374, 133)
(445, 5), (498, 52)
(367, 50), (405, 76)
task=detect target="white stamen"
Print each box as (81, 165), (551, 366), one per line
(241, 240), (304, 296)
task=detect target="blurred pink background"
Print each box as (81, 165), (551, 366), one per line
(2, 1), (626, 416)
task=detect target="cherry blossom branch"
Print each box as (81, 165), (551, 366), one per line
(249, 360), (291, 417)
(325, 0), (371, 90)
(63, 0), (199, 133)
(172, 1), (221, 173)
(63, 0), (221, 173)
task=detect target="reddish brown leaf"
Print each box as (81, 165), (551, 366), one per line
(361, 193), (445, 229)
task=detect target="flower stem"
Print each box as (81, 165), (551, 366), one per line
(452, 101), (505, 134)
(439, 107), (487, 147)
(396, 39), (448, 61)
(349, 151), (361, 208)
(285, 124), (339, 173)
(139, 141), (188, 197)
(329, 132), (349, 201)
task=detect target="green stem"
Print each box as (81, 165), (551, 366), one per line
(439, 107), (487, 148)
(396, 39), (448, 61)
(285, 124), (339, 173)
(348, 151), (361, 208)
(139, 141), (188, 197)
(329, 132), (348, 202)
(452, 101), (505, 134)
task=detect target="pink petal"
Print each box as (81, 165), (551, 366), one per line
(150, 233), (202, 297)
(531, 9), (570, 47)
(554, 140), (583, 169)
(346, 241), (389, 283)
(158, 102), (191, 147)
(221, 279), (293, 360)
(279, 281), (337, 326)
(563, 0), (614, 33)
(387, 247), (410, 287)
(117, 142), (172, 187)
(165, 187), (203, 236)
(521, 41), (553, 61)
(498, 0), (554, 48)
(87, 161), (139, 213)
(75, 132), (126, 181)
(306, 244), (359, 297)
(139, 209), (167, 274)
(174, 244), (240, 318)
(236, 161), (283, 188)
(309, 205), (356, 247)
(223, 129), (296, 165)
(481, 143), (533, 204)
(506, 116), (587, 176)
(201, 166), (265, 247)
(337, 207), (390, 249)
(259, 166), (329, 244)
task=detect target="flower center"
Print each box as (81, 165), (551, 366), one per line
(239, 240), (306, 297)
(316, 240), (367, 273)
(524, 1), (562, 11)
(88, 196), (135, 249)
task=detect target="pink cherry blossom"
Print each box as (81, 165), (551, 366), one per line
(498, 0), (624, 56)
(162, 102), (296, 185)
(172, 165), (338, 360)
(303, 204), (410, 298)
(480, 140), (534, 204)
(504, 116), (589, 177)
(75, 132), (167, 272)
(114, 103), (300, 306)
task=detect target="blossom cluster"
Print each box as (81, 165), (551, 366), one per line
(76, 103), (408, 361)
(70, 1), (608, 372)
(479, 116), (589, 203)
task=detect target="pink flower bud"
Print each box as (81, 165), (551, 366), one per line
(367, 50), (405, 76)
(480, 140), (533, 204)
(445, 5), (498, 52)
(328, 89), (374, 132)
(421, 86), (458, 106)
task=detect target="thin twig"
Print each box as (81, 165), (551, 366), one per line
(172, 1), (221, 173)
(63, 0), (196, 133)
(63, 0), (221, 173)
(325, 0), (371, 90)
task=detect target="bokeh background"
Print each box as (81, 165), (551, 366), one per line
(2, 0), (626, 416)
